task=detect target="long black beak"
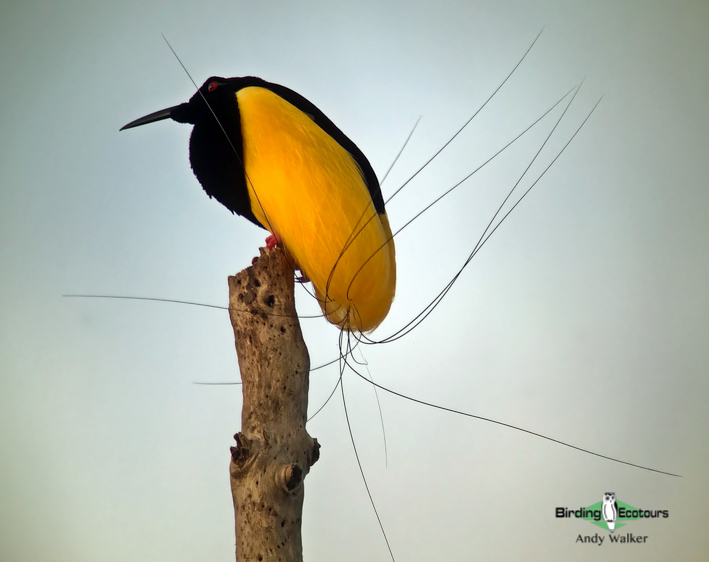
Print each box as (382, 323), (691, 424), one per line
(120, 104), (182, 131)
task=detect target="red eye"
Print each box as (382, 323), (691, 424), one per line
(208, 81), (218, 92)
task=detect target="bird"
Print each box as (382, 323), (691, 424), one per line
(602, 492), (618, 532)
(121, 76), (396, 332)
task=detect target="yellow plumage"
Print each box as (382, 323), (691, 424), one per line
(237, 87), (396, 332)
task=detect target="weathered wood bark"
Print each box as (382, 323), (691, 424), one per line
(228, 247), (319, 562)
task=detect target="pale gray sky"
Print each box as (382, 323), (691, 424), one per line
(1, 1), (708, 561)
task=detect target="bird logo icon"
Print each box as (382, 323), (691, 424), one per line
(602, 492), (618, 532)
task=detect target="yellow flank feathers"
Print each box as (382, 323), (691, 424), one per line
(236, 86), (396, 332)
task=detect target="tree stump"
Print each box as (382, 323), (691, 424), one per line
(228, 247), (319, 562)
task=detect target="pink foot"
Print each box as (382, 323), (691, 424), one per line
(265, 232), (282, 249)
